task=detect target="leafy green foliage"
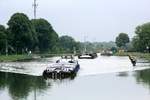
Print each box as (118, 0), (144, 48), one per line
(7, 13), (38, 53)
(132, 23), (150, 52)
(115, 33), (130, 48)
(0, 25), (5, 32)
(59, 35), (76, 53)
(31, 18), (58, 52)
(0, 12), (109, 55)
(0, 25), (7, 54)
(77, 41), (116, 53)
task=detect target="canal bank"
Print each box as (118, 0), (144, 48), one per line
(114, 52), (150, 61)
(0, 55), (39, 62)
(0, 53), (76, 62)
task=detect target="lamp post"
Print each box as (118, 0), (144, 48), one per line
(33, 0), (38, 19)
(5, 39), (8, 56)
(146, 46), (149, 53)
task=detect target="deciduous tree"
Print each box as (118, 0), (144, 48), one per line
(7, 13), (38, 53)
(115, 33), (130, 48)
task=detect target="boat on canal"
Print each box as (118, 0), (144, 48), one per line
(101, 50), (113, 56)
(78, 53), (97, 59)
(43, 56), (80, 79)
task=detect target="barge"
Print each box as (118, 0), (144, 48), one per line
(78, 53), (97, 59)
(101, 50), (113, 56)
(43, 56), (80, 79)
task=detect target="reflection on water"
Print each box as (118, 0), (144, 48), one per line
(0, 72), (48, 100)
(136, 69), (150, 87)
(117, 72), (129, 77)
(0, 71), (76, 100)
(1, 70), (150, 100)
(0, 56), (150, 100)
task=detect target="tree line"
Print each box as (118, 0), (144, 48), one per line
(0, 13), (81, 55)
(2, 12), (149, 55)
(115, 22), (150, 53)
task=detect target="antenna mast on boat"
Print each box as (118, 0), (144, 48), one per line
(33, 0), (38, 19)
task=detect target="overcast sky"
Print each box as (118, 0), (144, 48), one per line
(0, 0), (150, 42)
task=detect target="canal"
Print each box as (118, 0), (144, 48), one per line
(0, 55), (150, 100)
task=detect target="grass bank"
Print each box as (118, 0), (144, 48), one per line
(38, 53), (74, 58)
(114, 52), (150, 61)
(0, 55), (34, 62)
(0, 53), (74, 62)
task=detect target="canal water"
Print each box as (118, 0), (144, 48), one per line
(0, 55), (150, 100)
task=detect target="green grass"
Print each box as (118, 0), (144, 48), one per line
(114, 52), (150, 61)
(0, 55), (33, 62)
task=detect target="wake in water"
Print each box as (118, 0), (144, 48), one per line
(0, 56), (149, 76)
(78, 56), (150, 76)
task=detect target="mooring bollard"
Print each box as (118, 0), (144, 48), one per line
(128, 55), (136, 66)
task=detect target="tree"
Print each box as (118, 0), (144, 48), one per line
(0, 25), (5, 32)
(50, 32), (59, 53)
(132, 23), (150, 52)
(0, 25), (7, 54)
(115, 33), (130, 48)
(132, 36), (141, 52)
(31, 18), (58, 52)
(7, 13), (38, 54)
(59, 35), (76, 53)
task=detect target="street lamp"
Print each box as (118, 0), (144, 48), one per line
(5, 39), (8, 56)
(146, 46), (149, 53)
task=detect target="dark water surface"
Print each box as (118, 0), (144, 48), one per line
(0, 55), (150, 100)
